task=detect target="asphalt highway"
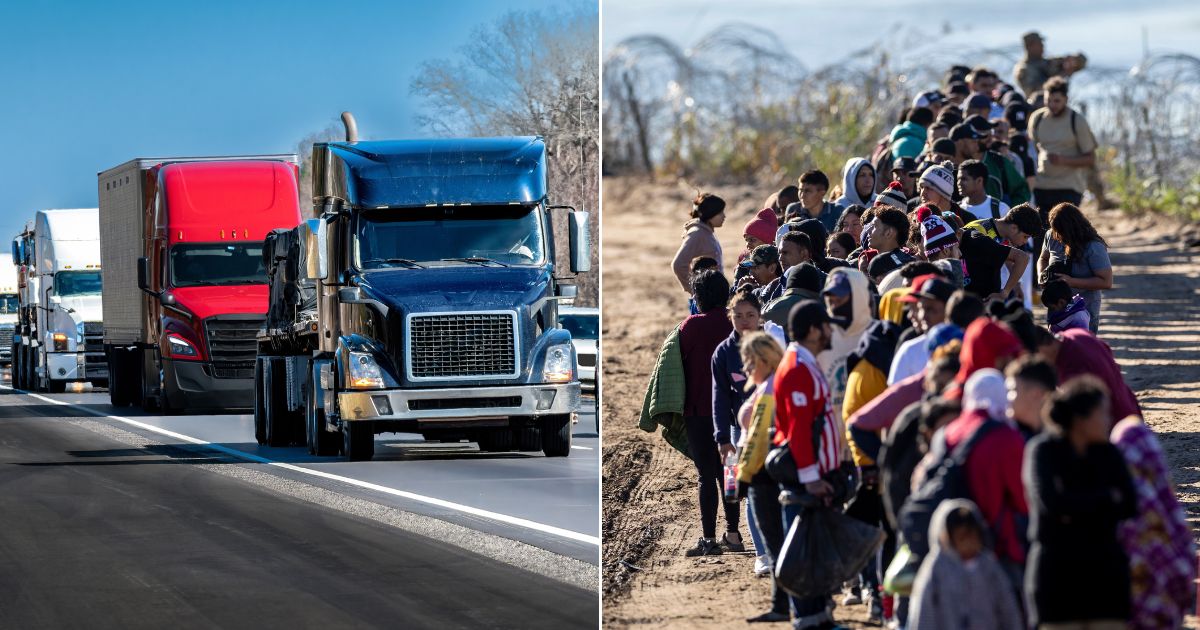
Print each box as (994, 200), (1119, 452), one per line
(0, 380), (599, 628)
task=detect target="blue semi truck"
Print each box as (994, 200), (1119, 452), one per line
(254, 113), (590, 461)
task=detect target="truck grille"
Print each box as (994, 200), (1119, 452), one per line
(0, 325), (12, 360)
(83, 322), (106, 374)
(408, 396), (522, 411)
(407, 312), (518, 380)
(204, 316), (263, 379)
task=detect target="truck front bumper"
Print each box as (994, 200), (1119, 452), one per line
(338, 382), (581, 423)
(163, 359), (255, 411)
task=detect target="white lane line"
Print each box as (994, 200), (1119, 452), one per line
(570, 445), (593, 450)
(3, 386), (601, 547)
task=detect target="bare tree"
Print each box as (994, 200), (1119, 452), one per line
(410, 4), (599, 305)
(295, 120), (343, 216)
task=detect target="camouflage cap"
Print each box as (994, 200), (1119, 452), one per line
(739, 243), (779, 267)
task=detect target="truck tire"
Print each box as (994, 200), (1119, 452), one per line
(48, 379), (66, 394)
(12, 346), (22, 389)
(514, 426), (541, 452)
(263, 358), (291, 447)
(342, 421), (375, 461)
(540, 414), (572, 457)
(253, 358), (267, 445)
(477, 428), (514, 453)
(306, 369), (339, 456)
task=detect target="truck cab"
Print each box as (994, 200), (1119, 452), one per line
(0, 258), (19, 365)
(10, 209), (106, 392)
(99, 156), (302, 412)
(257, 131), (590, 461)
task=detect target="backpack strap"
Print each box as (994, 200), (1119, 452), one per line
(990, 197), (1001, 219)
(950, 419), (999, 466)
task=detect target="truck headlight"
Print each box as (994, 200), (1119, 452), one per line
(543, 343), (574, 383)
(166, 334), (198, 357)
(52, 333), (69, 352)
(347, 351), (385, 389)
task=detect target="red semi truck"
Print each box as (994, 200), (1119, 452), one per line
(97, 155), (302, 412)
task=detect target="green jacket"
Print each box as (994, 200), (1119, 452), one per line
(638, 326), (690, 458)
(982, 150), (1031, 207)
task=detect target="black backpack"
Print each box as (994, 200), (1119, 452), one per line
(870, 135), (895, 194)
(898, 419), (999, 557)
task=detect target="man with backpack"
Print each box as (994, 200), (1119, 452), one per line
(901, 367), (1029, 602)
(1028, 76), (1097, 225)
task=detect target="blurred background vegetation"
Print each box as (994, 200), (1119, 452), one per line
(602, 23), (1200, 221)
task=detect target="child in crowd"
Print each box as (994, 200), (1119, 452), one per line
(1040, 279), (1090, 333)
(908, 499), (1023, 629)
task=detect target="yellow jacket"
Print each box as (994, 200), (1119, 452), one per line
(843, 360), (889, 466)
(737, 381), (775, 482)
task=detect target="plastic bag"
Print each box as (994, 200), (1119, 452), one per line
(775, 506), (886, 598)
(883, 543), (920, 596)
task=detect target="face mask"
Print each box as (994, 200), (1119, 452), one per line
(831, 299), (853, 324)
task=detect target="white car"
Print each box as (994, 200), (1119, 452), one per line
(559, 306), (598, 390)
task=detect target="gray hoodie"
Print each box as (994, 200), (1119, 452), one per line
(908, 499), (1023, 630)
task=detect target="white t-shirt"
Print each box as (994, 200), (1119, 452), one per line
(963, 196), (1010, 222)
(888, 332), (931, 386)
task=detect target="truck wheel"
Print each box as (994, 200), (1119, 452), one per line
(253, 359), (266, 445)
(540, 414), (572, 457)
(12, 346), (21, 389)
(263, 358), (291, 447)
(514, 426), (541, 452)
(108, 351), (130, 407)
(477, 428), (514, 453)
(342, 421), (375, 461)
(307, 370), (339, 456)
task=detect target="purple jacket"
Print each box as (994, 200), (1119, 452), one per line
(847, 371), (925, 432)
(1047, 294), (1090, 333)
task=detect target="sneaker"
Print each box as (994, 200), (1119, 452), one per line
(753, 555), (772, 577)
(839, 582), (861, 606)
(684, 537), (722, 557)
(746, 610), (789, 623)
(721, 531), (746, 552)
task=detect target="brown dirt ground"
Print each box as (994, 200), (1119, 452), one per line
(600, 176), (1200, 628)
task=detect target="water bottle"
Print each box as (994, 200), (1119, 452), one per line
(723, 450), (739, 504)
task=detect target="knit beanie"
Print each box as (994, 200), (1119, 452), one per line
(874, 181), (908, 211)
(918, 163), (955, 200)
(785, 262), (826, 294)
(743, 211), (777, 246)
(918, 205), (959, 256)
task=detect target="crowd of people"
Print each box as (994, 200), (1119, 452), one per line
(644, 32), (1196, 630)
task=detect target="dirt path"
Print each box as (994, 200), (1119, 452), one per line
(600, 176), (1200, 628)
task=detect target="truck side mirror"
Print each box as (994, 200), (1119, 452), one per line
(568, 210), (591, 273)
(136, 257), (153, 294)
(10, 240), (19, 267)
(303, 218), (328, 281)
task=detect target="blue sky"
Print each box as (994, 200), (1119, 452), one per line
(0, 0), (590, 240)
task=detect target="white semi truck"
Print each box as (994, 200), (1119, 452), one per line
(0, 263), (17, 365)
(10, 209), (107, 391)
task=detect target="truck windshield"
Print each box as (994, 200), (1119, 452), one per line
(355, 205), (546, 269)
(55, 271), (102, 297)
(171, 243), (266, 287)
(0, 294), (16, 313)
(559, 313), (598, 340)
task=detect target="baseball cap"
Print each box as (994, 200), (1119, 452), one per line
(947, 81), (970, 97)
(910, 276), (956, 303)
(739, 243), (779, 267)
(821, 272), (852, 298)
(931, 138), (958, 156)
(964, 114), (995, 134)
(892, 156), (918, 174)
(1005, 102), (1031, 132)
(949, 123), (985, 142)
(867, 252), (905, 281)
(912, 90), (945, 109)
(964, 93), (992, 111)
